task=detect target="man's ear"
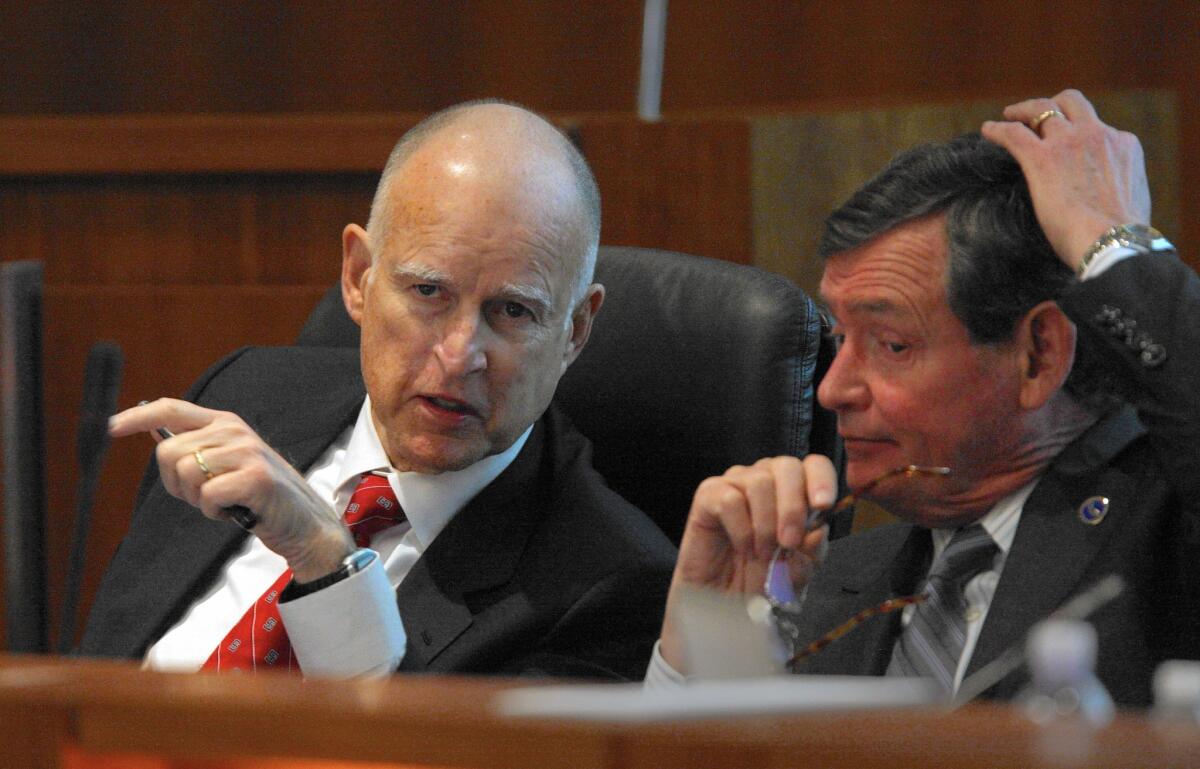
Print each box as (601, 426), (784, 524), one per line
(561, 284), (605, 372)
(341, 224), (372, 326)
(1016, 300), (1076, 410)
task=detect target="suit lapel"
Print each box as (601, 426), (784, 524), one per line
(966, 407), (1145, 690)
(398, 420), (546, 670)
(800, 523), (930, 676)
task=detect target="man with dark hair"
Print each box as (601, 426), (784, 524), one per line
(82, 101), (675, 679)
(819, 132), (1116, 413)
(653, 90), (1200, 706)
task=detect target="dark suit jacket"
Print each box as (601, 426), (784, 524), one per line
(80, 346), (677, 681)
(794, 252), (1200, 707)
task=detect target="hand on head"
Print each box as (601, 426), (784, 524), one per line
(982, 89), (1152, 270)
(110, 398), (354, 582)
(658, 454), (835, 673)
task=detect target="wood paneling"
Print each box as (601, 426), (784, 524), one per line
(579, 117), (754, 263)
(6, 1), (1190, 248)
(0, 114), (759, 283)
(3, 1), (1190, 115)
(751, 91), (1181, 297)
(0, 115), (419, 175)
(0, 1), (645, 114)
(662, 2), (1182, 109)
(0, 175), (372, 286)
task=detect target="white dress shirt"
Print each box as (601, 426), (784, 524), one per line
(145, 395), (530, 678)
(1081, 243), (1137, 278)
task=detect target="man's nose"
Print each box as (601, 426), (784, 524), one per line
(816, 347), (867, 412)
(434, 315), (488, 375)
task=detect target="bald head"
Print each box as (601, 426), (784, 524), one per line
(366, 100), (601, 304)
(341, 101), (607, 474)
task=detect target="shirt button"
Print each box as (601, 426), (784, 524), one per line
(964, 607), (982, 623)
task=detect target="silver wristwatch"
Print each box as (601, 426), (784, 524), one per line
(1078, 223), (1172, 276)
(282, 548), (376, 600)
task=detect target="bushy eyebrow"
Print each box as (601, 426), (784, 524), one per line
(390, 263), (449, 284)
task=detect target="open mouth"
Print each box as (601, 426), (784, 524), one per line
(423, 395), (480, 418)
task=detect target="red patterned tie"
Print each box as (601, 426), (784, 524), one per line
(202, 471), (404, 672)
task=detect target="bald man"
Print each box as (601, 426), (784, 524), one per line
(81, 101), (676, 680)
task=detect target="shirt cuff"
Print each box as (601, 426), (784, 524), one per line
(1079, 244), (1137, 280)
(277, 552), (406, 678)
(643, 640), (689, 689)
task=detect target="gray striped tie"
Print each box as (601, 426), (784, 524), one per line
(888, 523), (998, 694)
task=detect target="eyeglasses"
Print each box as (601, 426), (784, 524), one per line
(764, 464), (950, 671)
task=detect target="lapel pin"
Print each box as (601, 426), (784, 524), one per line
(1077, 496), (1110, 526)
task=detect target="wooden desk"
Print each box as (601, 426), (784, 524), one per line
(1, 655), (1199, 769)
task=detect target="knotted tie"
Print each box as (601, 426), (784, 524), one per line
(888, 523), (998, 694)
(202, 471), (404, 672)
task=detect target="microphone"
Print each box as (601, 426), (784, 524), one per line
(58, 342), (123, 653)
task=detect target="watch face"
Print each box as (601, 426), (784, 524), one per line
(1127, 224), (1163, 240)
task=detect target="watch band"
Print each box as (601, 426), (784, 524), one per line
(281, 548), (377, 601)
(1078, 223), (1172, 276)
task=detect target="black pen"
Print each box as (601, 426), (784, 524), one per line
(139, 401), (259, 530)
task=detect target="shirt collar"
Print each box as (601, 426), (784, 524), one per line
(335, 396), (531, 549)
(931, 478), (1035, 560)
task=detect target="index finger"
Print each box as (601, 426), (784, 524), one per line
(775, 454), (837, 549)
(108, 397), (219, 439)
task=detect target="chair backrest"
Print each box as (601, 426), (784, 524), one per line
(297, 245), (840, 545)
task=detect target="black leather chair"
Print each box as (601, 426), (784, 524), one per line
(297, 245), (841, 545)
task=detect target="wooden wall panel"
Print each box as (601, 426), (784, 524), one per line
(3, 1), (1190, 115)
(0, 115), (419, 175)
(661, 2), (1181, 109)
(579, 118), (754, 263)
(0, 0), (645, 114)
(5, 1), (1191, 251)
(36, 286), (328, 650)
(751, 91), (1181, 298)
(0, 175), (374, 286)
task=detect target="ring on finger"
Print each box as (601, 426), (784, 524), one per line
(193, 449), (216, 481)
(1030, 108), (1066, 135)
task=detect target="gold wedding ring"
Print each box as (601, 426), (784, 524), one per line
(193, 449), (216, 480)
(1031, 108), (1065, 135)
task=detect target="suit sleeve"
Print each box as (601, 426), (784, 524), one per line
(1059, 250), (1200, 524)
(495, 556), (674, 681)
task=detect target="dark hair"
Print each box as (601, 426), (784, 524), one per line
(819, 133), (1114, 411)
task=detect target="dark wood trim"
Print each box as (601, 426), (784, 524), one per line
(0, 114), (425, 175)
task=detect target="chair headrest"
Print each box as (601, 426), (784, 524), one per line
(557, 247), (831, 543)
